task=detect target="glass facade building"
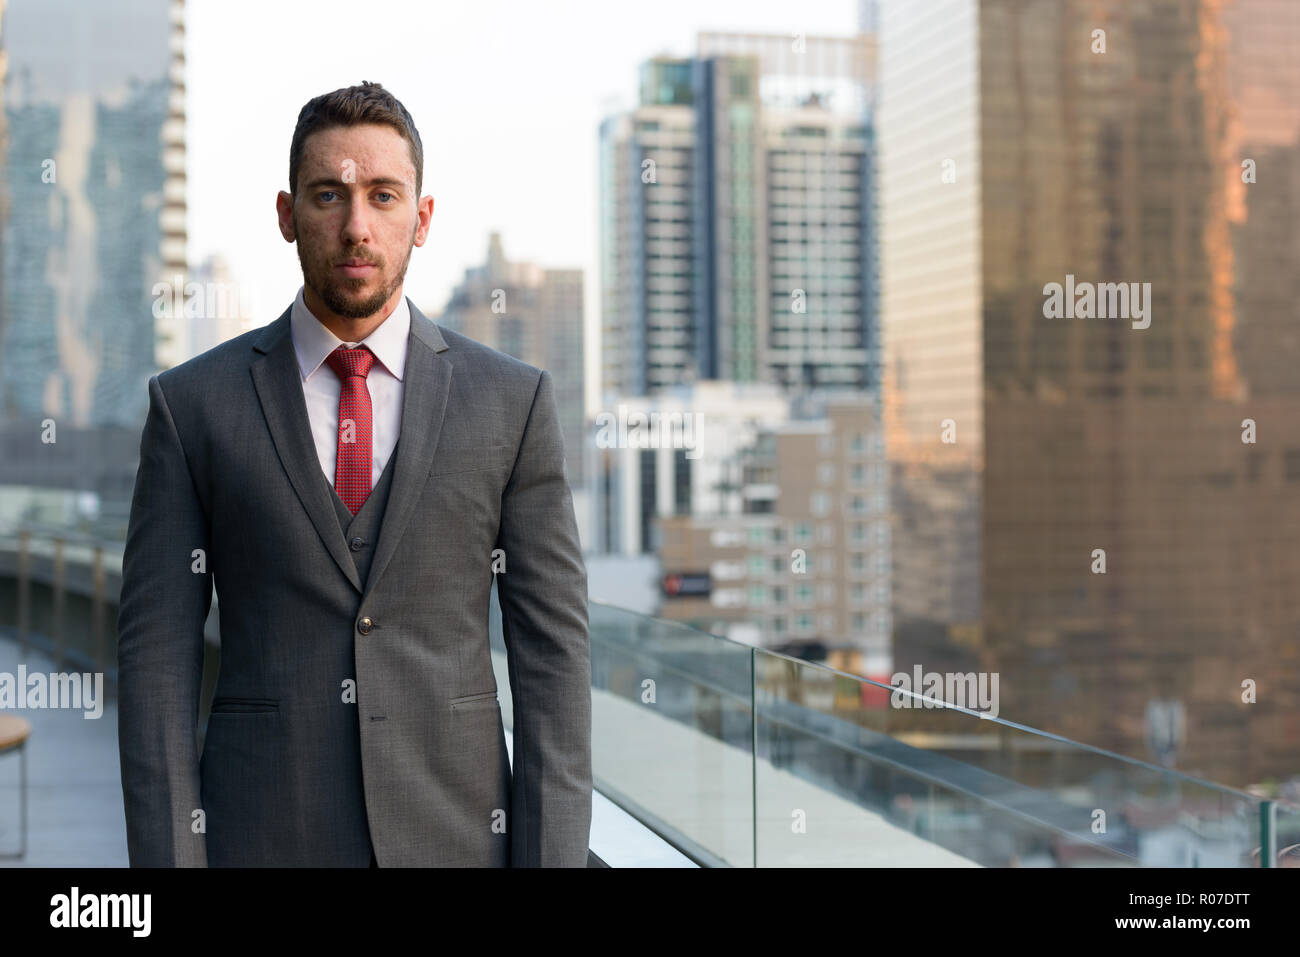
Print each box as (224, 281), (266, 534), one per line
(0, 0), (181, 523)
(879, 0), (1300, 787)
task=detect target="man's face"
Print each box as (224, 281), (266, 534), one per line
(278, 123), (431, 323)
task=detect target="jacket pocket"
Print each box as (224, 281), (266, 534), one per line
(211, 697), (279, 714)
(449, 690), (498, 712)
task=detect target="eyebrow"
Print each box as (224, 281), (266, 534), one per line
(302, 176), (409, 191)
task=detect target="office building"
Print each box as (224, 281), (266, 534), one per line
(877, 0), (1300, 786)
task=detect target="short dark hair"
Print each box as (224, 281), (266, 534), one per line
(288, 81), (423, 199)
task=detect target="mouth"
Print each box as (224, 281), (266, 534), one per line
(335, 259), (377, 278)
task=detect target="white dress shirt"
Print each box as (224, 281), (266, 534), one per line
(290, 285), (409, 492)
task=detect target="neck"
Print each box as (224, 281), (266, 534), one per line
(303, 285), (403, 342)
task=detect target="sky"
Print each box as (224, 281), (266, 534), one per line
(187, 0), (861, 411)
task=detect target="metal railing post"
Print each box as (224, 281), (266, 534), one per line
(1260, 800), (1276, 868)
(53, 537), (66, 671)
(92, 545), (105, 673)
(750, 646), (757, 868)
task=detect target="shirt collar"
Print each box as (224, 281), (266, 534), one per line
(290, 285), (410, 382)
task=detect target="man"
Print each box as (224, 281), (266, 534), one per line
(116, 82), (592, 867)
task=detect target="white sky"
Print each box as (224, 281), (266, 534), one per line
(188, 0), (859, 409)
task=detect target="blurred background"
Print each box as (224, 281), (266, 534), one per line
(1, 0), (1298, 867)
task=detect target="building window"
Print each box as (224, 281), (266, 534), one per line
(1286, 450), (1300, 482)
(772, 586), (787, 604)
(749, 585), (766, 607)
(849, 432), (865, 455)
(850, 464), (866, 486)
(795, 523), (813, 543)
(748, 526), (767, 546)
(852, 613), (866, 632)
(812, 492), (831, 516)
(851, 582), (866, 603)
(772, 616), (787, 635)
(796, 613), (814, 633)
(818, 435), (836, 455)
(818, 462), (836, 485)
(850, 495), (866, 515)
(748, 555), (767, 576)
(851, 522), (867, 542)
(674, 448), (692, 515)
(796, 584), (814, 604)
(818, 523), (835, 543)
(1246, 451), (1264, 483)
(713, 589), (745, 608)
(852, 552), (867, 571)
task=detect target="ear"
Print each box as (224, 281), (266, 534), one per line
(413, 194), (434, 247)
(276, 190), (296, 242)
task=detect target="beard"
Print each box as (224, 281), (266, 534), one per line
(296, 225), (416, 320)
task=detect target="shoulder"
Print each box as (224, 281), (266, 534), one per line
(431, 322), (547, 394)
(154, 323), (270, 398)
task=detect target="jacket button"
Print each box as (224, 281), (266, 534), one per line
(350, 536), (365, 551)
(357, 616), (373, 636)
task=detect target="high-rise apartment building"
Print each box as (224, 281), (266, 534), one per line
(656, 390), (891, 661)
(599, 31), (878, 400)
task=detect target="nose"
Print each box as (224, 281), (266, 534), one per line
(341, 195), (372, 248)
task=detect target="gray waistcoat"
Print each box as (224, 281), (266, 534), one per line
(330, 440), (399, 588)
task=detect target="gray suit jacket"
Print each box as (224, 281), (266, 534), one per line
(116, 299), (592, 866)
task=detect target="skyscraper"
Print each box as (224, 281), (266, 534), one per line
(0, 0), (181, 519)
(878, 0), (1300, 787)
(599, 31), (879, 400)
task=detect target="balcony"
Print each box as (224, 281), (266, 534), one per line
(0, 525), (1297, 866)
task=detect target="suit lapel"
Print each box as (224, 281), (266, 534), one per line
(363, 301), (452, 601)
(251, 305), (364, 593)
(249, 298), (453, 599)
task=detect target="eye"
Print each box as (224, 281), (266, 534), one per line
(375, 191), (395, 203)
(318, 190), (338, 202)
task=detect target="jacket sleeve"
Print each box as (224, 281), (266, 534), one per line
(494, 369), (592, 867)
(116, 373), (212, 866)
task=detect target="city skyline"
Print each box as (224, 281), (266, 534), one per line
(183, 0), (862, 419)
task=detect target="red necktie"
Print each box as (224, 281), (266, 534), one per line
(324, 344), (377, 514)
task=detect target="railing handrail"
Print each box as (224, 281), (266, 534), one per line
(588, 596), (1297, 810)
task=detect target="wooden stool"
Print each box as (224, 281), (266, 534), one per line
(0, 715), (30, 860)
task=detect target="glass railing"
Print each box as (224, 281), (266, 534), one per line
(2, 521), (1296, 867)
(486, 596), (1299, 868)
